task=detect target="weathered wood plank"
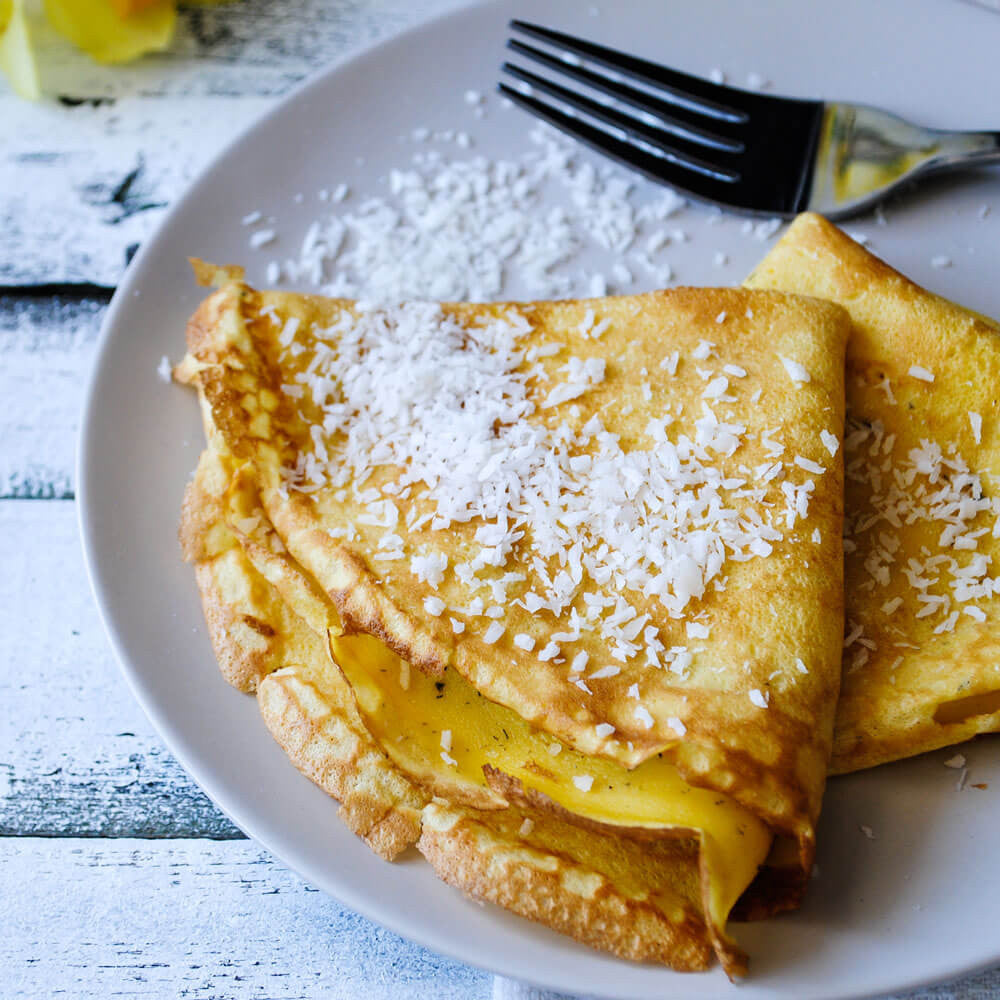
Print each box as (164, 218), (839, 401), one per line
(0, 294), (103, 499)
(1, 97), (269, 286)
(2, 837), (491, 999)
(3, 835), (999, 1000)
(0, 500), (240, 837)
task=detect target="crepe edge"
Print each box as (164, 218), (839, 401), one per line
(417, 800), (718, 975)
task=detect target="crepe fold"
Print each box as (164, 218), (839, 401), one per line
(177, 269), (850, 975)
(746, 213), (1000, 774)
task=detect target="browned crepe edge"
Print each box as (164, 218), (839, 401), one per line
(257, 666), (426, 860)
(417, 801), (717, 974)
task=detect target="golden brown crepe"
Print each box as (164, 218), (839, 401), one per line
(184, 457), (730, 970)
(177, 269), (850, 974)
(746, 212), (1000, 773)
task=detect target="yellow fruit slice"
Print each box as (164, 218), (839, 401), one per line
(44, 0), (175, 63)
(0, 0), (41, 99)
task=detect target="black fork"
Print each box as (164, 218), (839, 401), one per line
(499, 21), (1000, 220)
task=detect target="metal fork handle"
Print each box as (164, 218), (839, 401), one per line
(807, 102), (1000, 217)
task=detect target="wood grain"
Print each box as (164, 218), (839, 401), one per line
(1, 97), (269, 286)
(0, 500), (239, 837)
(0, 294), (102, 498)
(3, 838), (490, 999)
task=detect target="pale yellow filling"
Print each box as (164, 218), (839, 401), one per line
(332, 633), (771, 930)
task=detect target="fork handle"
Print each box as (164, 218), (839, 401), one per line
(923, 127), (1000, 173)
(808, 103), (1000, 217)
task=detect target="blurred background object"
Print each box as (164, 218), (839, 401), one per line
(0, 0), (237, 98)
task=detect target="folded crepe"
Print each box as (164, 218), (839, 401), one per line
(183, 448), (720, 971)
(177, 264), (850, 975)
(746, 213), (1000, 774)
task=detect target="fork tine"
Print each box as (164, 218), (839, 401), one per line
(501, 63), (739, 181)
(497, 83), (762, 213)
(509, 20), (749, 123)
(506, 39), (744, 154)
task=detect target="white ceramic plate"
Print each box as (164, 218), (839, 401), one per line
(79, 1), (1000, 997)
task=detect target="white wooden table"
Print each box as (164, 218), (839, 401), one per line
(3, 3), (1000, 997)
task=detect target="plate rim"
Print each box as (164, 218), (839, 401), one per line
(76, 2), (1000, 997)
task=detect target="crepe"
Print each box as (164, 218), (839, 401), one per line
(177, 268), (850, 974)
(182, 451), (733, 970)
(746, 212), (1000, 773)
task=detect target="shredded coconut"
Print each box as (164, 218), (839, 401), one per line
(279, 301), (823, 655)
(969, 411), (983, 444)
(588, 665), (620, 680)
(908, 365), (935, 383)
(795, 456), (825, 475)
(572, 775), (594, 792)
(266, 126), (688, 302)
(483, 622), (504, 644)
(411, 551), (448, 587)
(844, 418), (999, 634)
(780, 356), (811, 385)
(633, 705), (654, 729)
(249, 229), (276, 249)
(423, 596), (446, 616)
(667, 716), (686, 736)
